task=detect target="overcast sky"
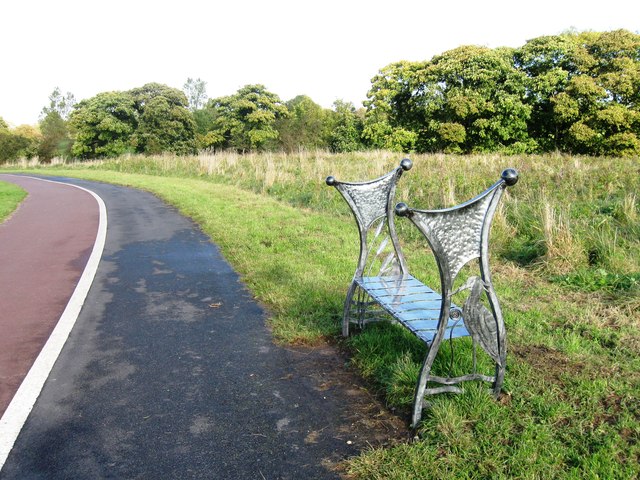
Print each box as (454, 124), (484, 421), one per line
(2, 0), (638, 126)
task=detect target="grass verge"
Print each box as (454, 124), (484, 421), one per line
(0, 180), (27, 224)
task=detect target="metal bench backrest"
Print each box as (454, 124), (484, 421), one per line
(395, 168), (519, 368)
(326, 159), (412, 280)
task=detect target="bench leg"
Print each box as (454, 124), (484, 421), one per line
(493, 361), (506, 396)
(411, 336), (443, 428)
(342, 282), (358, 337)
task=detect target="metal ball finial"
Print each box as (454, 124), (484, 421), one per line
(400, 158), (413, 171)
(395, 202), (411, 217)
(501, 168), (519, 187)
(326, 176), (337, 186)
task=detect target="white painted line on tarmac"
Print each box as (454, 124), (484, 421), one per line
(0, 176), (108, 471)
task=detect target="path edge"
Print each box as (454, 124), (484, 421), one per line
(0, 176), (107, 470)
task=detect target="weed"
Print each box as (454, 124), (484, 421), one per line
(553, 268), (640, 294)
(539, 201), (588, 274)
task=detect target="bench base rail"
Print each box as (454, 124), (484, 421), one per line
(422, 374), (498, 397)
(429, 373), (496, 385)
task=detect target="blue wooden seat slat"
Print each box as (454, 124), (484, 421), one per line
(356, 274), (469, 343)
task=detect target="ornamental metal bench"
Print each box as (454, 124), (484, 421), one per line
(326, 160), (518, 427)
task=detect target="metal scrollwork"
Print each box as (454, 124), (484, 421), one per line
(458, 276), (503, 366)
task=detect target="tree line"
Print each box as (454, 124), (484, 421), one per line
(365, 29), (640, 156)
(1, 29), (638, 162)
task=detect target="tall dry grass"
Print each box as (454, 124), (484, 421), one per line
(8, 149), (640, 283)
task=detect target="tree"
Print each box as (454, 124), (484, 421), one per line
(417, 46), (533, 153)
(363, 30), (640, 156)
(13, 125), (41, 159)
(133, 95), (197, 155)
(183, 78), (208, 112)
(0, 131), (28, 163)
(129, 82), (188, 111)
(364, 48), (533, 154)
(327, 100), (365, 153)
(32, 87), (76, 162)
(0, 131), (29, 163)
(0, 122), (41, 163)
(69, 91), (138, 158)
(129, 83), (197, 155)
(575, 30), (640, 155)
(69, 83), (197, 158)
(192, 107), (218, 149)
(515, 29), (640, 156)
(41, 87), (76, 120)
(38, 111), (71, 162)
(205, 84), (288, 151)
(276, 95), (330, 152)
(514, 34), (582, 150)
(363, 61), (422, 151)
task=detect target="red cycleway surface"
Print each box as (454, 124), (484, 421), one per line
(0, 175), (99, 416)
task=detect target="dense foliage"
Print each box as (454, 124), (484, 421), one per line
(276, 95), (331, 152)
(201, 84), (289, 152)
(365, 47), (533, 153)
(69, 91), (138, 158)
(515, 30), (640, 155)
(366, 29), (640, 156)
(0, 118), (40, 163)
(1, 30), (638, 161)
(69, 83), (196, 158)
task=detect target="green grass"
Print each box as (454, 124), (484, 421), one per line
(3, 151), (639, 478)
(0, 179), (27, 223)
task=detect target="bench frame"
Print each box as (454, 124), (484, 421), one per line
(327, 160), (518, 427)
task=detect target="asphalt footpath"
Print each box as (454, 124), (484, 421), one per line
(0, 176), (404, 479)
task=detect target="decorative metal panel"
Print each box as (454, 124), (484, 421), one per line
(462, 276), (502, 366)
(410, 192), (494, 281)
(338, 174), (397, 231)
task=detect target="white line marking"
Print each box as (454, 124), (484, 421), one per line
(0, 176), (107, 470)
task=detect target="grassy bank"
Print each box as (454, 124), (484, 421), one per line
(4, 151), (639, 478)
(0, 180), (27, 223)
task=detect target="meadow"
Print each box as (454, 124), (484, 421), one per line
(3, 151), (639, 478)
